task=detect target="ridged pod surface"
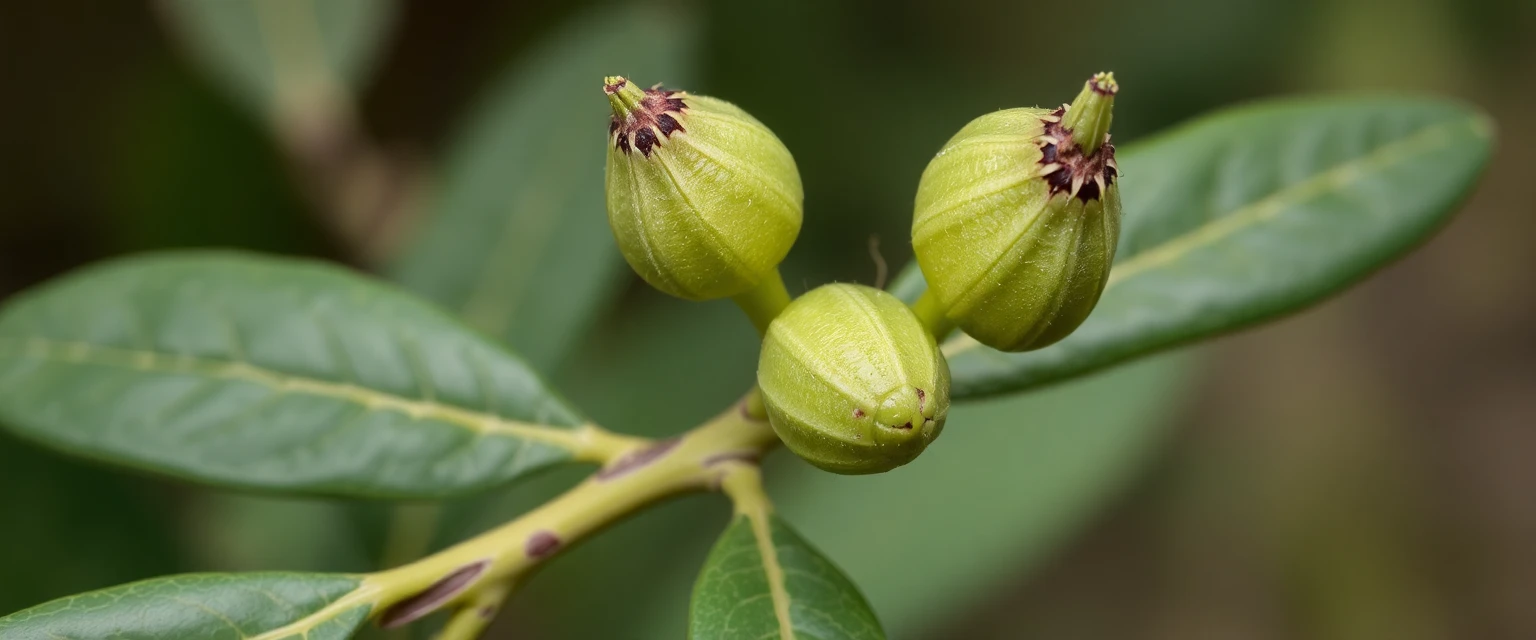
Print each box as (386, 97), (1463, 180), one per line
(912, 73), (1122, 351)
(758, 284), (950, 474)
(604, 76), (803, 301)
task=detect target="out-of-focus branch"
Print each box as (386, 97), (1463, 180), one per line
(250, 0), (424, 264)
(151, 0), (427, 264)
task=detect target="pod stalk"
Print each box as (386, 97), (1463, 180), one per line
(732, 269), (793, 337)
(910, 288), (956, 343)
(604, 76), (647, 119)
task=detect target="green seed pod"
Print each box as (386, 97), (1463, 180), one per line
(603, 76), (803, 301)
(911, 72), (1122, 351)
(757, 284), (950, 474)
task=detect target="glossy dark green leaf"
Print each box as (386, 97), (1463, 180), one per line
(159, 0), (397, 118)
(0, 251), (588, 499)
(691, 513), (884, 640)
(388, 6), (696, 374)
(0, 572), (368, 640)
(914, 96), (1493, 398)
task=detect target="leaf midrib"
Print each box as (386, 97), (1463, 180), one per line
(0, 336), (589, 451)
(244, 581), (378, 640)
(943, 114), (1482, 358)
(745, 513), (796, 640)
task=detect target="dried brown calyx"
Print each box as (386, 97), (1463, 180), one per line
(1038, 106), (1119, 202)
(605, 76), (688, 157)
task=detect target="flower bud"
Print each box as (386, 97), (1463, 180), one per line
(603, 76), (803, 301)
(757, 284), (950, 474)
(911, 72), (1122, 351)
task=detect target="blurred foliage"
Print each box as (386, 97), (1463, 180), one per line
(157, 0), (398, 119)
(388, 6), (696, 374)
(0, 441), (183, 616)
(0, 0), (1532, 638)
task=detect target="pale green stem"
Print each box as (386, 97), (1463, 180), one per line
(910, 288), (957, 343)
(245, 395), (784, 640)
(378, 502), (444, 640)
(433, 580), (511, 640)
(732, 269), (793, 337)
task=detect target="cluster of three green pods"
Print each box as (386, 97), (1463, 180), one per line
(601, 73), (1122, 473)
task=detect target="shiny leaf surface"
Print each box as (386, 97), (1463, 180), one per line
(0, 252), (586, 498)
(691, 513), (884, 640)
(0, 573), (368, 640)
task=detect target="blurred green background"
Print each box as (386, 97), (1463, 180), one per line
(1, 0), (1532, 638)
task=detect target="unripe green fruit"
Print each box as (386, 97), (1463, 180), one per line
(603, 76), (803, 301)
(912, 73), (1122, 351)
(757, 284), (950, 474)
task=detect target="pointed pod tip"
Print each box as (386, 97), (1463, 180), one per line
(1089, 72), (1118, 96)
(1062, 72), (1118, 155)
(604, 75), (648, 120)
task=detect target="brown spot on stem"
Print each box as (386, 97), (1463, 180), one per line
(525, 530), (562, 558)
(378, 560), (490, 629)
(914, 388), (926, 412)
(479, 606), (498, 619)
(1038, 107), (1117, 203)
(703, 451), (761, 467)
(853, 408), (866, 419)
(596, 438), (680, 481)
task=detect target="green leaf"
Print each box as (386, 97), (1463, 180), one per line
(0, 572), (368, 640)
(0, 251), (589, 499)
(923, 96), (1493, 398)
(690, 513), (884, 640)
(159, 0), (397, 118)
(388, 6), (696, 374)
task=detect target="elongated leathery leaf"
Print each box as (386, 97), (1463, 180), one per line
(0, 252), (589, 499)
(0, 573), (368, 640)
(691, 513), (884, 640)
(389, 6), (695, 374)
(918, 96), (1492, 398)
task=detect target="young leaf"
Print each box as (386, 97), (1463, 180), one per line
(158, 0), (397, 118)
(388, 7), (696, 374)
(690, 513), (884, 640)
(0, 251), (592, 499)
(0, 572), (369, 640)
(927, 96), (1493, 398)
